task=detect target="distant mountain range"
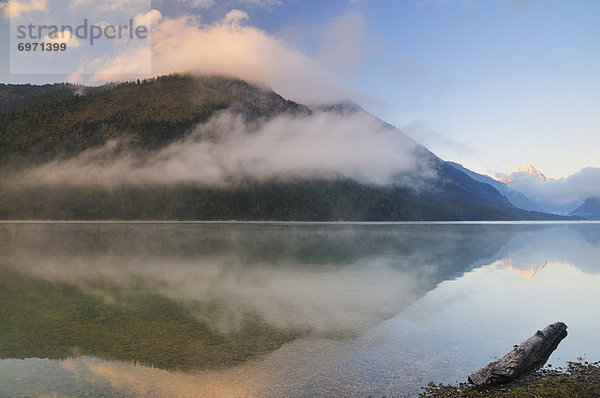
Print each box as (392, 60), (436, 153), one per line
(493, 164), (590, 216)
(449, 162), (594, 217)
(570, 197), (600, 220)
(0, 75), (578, 221)
(447, 162), (544, 212)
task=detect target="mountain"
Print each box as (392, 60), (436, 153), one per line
(0, 82), (86, 112)
(0, 74), (574, 221)
(448, 162), (543, 212)
(498, 164), (553, 183)
(528, 198), (583, 216)
(570, 197), (600, 220)
(0, 75), (308, 167)
(496, 164), (585, 215)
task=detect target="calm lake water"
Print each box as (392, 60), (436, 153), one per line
(1, 222), (599, 397)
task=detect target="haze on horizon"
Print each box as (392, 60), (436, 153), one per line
(0, 0), (598, 181)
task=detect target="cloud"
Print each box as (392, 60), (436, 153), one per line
(222, 8), (248, 25)
(44, 30), (82, 48)
(508, 167), (600, 204)
(133, 8), (163, 27)
(85, 10), (351, 105)
(2, 0), (47, 18)
(11, 111), (425, 189)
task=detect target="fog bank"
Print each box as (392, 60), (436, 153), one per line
(11, 111), (429, 189)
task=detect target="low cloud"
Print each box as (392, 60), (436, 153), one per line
(11, 111), (426, 189)
(89, 10), (351, 105)
(508, 167), (600, 204)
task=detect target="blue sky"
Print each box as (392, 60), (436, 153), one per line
(1, 0), (599, 179)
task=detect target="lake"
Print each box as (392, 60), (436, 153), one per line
(1, 222), (599, 397)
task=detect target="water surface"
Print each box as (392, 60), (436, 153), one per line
(1, 222), (599, 397)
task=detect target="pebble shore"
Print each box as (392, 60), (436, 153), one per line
(419, 361), (600, 398)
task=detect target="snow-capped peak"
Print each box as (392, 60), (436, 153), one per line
(498, 164), (553, 183)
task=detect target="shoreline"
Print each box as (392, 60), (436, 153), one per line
(420, 361), (600, 397)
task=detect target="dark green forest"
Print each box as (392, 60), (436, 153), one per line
(0, 177), (570, 221)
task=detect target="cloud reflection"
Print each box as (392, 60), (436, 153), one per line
(1, 222), (599, 397)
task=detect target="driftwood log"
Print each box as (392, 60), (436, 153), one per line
(468, 321), (568, 386)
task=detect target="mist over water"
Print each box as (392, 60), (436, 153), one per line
(1, 222), (599, 397)
(0, 223), (494, 335)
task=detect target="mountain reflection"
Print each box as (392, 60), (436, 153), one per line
(0, 222), (521, 370)
(1, 222), (599, 397)
(496, 258), (549, 278)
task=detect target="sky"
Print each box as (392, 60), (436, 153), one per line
(1, 0), (599, 180)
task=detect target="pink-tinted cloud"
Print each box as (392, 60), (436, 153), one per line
(90, 10), (352, 104)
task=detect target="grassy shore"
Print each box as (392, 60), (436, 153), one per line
(420, 361), (600, 398)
